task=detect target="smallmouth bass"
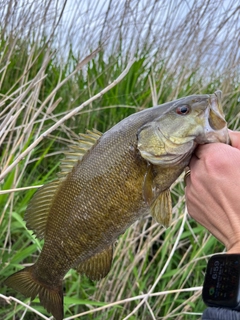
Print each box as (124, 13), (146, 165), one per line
(4, 91), (229, 320)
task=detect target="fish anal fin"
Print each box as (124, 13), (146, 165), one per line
(76, 245), (113, 281)
(4, 266), (63, 320)
(150, 189), (172, 227)
(25, 180), (62, 239)
(58, 129), (102, 178)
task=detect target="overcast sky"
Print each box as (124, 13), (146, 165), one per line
(1, 0), (239, 72)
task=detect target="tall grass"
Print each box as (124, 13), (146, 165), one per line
(0, 0), (240, 319)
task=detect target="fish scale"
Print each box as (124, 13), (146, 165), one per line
(5, 91), (229, 320)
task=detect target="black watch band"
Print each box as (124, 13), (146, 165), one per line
(203, 254), (240, 310)
(202, 307), (240, 320)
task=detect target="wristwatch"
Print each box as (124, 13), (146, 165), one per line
(202, 254), (240, 310)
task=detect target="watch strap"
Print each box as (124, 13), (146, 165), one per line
(202, 307), (240, 320)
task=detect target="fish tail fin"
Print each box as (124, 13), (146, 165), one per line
(4, 266), (63, 320)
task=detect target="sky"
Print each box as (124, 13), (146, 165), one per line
(1, 0), (239, 73)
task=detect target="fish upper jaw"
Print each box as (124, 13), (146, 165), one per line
(195, 91), (230, 145)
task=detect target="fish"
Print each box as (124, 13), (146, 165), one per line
(4, 90), (229, 320)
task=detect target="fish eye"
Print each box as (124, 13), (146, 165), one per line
(176, 104), (190, 115)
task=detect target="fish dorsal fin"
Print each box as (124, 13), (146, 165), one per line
(150, 188), (172, 227)
(25, 180), (62, 239)
(76, 245), (113, 281)
(58, 129), (102, 179)
(25, 129), (102, 239)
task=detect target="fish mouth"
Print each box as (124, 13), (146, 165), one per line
(196, 90), (230, 145)
(209, 90), (226, 130)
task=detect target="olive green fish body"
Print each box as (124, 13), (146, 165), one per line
(35, 107), (184, 282)
(38, 133), (148, 280)
(5, 91), (229, 320)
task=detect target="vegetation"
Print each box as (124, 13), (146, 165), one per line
(0, 0), (240, 319)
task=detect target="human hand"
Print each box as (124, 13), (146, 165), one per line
(185, 131), (240, 253)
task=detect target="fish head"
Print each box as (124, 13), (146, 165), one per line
(137, 90), (229, 166)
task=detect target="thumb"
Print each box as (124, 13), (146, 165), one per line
(229, 130), (240, 149)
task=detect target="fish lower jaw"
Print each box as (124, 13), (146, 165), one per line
(140, 151), (191, 166)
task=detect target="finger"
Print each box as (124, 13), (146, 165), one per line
(184, 154), (200, 187)
(188, 154), (199, 168)
(184, 167), (191, 186)
(193, 144), (212, 159)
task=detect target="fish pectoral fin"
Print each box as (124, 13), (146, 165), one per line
(25, 179), (63, 239)
(143, 162), (155, 205)
(76, 245), (113, 281)
(150, 189), (172, 227)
